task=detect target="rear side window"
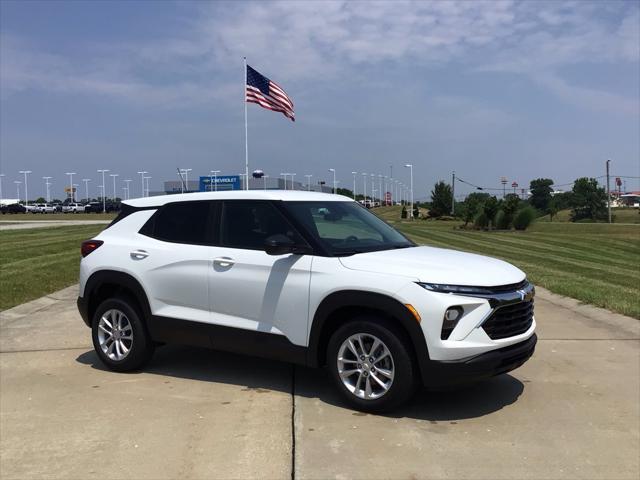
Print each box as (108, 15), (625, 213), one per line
(141, 201), (214, 245)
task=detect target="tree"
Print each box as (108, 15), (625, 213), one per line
(461, 192), (490, 226)
(529, 178), (554, 212)
(482, 196), (499, 230)
(336, 187), (353, 198)
(570, 177), (608, 222)
(428, 181), (453, 218)
(34, 197), (46, 204)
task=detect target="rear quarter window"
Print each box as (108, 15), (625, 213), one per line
(139, 201), (216, 245)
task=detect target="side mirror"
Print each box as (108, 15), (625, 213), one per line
(264, 234), (312, 256)
(264, 234), (296, 255)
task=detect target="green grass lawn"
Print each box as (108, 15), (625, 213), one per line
(375, 206), (640, 318)
(0, 212), (117, 221)
(0, 225), (104, 310)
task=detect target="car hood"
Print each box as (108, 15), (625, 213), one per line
(338, 245), (525, 286)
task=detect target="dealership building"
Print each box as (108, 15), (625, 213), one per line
(163, 174), (332, 194)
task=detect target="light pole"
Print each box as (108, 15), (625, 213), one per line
(65, 172), (76, 202)
(280, 173), (288, 190)
(378, 175), (383, 207)
(211, 170), (220, 192)
(137, 171), (147, 197)
(82, 179), (91, 203)
(370, 174), (375, 205)
(404, 164), (413, 220)
(144, 176), (151, 197)
(328, 168), (336, 193)
(351, 172), (357, 199)
(290, 173), (296, 190)
(180, 168), (192, 193)
(263, 175), (269, 191)
(110, 174), (119, 201)
(500, 176), (508, 198)
(43, 177), (52, 203)
(19, 170), (32, 205)
(305, 174), (312, 191)
(362, 172), (367, 206)
(124, 179), (132, 200)
(14, 181), (21, 199)
(0, 174), (5, 200)
(97, 169), (109, 212)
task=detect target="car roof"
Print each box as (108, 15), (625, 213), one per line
(124, 190), (355, 208)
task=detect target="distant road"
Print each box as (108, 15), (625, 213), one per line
(0, 220), (110, 231)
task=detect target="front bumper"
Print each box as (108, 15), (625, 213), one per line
(422, 333), (537, 388)
(77, 296), (90, 327)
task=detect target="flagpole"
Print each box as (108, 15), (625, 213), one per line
(244, 57), (249, 190)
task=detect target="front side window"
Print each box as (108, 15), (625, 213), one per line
(285, 201), (414, 255)
(221, 201), (304, 250)
(143, 201), (212, 245)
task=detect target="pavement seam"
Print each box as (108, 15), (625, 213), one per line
(0, 346), (90, 354)
(291, 364), (296, 480)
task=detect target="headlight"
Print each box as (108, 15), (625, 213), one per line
(417, 282), (498, 295)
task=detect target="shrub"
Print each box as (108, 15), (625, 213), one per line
(401, 206), (408, 219)
(494, 210), (511, 230)
(513, 206), (537, 230)
(413, 207), (419, 219)
(474, 212), (489, 229)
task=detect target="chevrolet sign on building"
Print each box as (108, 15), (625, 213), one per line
(200, 175), (241, 191)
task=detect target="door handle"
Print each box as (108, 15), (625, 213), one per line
(213, 257), (235, 268)
(130, 250), (149, 260)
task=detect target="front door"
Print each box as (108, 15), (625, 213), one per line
(208, 201), (312, 346)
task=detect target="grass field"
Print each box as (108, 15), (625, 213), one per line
(0, 225), (104, 310)
(0, 212), (117, 221)
(375, 206), (640, 318)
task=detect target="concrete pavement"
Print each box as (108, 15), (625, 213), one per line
(1, 285), (638, 479)
(0, 220), (110, 231)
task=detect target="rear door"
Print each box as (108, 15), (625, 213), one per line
(207, 200), (312, 347)
(136, 201), (215, 324)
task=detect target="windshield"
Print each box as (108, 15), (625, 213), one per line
(285, 201), (414, 255)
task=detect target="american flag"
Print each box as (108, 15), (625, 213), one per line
(246, 65), (295, 122)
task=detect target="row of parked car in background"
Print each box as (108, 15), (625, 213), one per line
(0, 200), (121, 214)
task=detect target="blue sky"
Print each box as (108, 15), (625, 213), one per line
(1, 0), (638, 200)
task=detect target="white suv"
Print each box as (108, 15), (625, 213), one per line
(77, 191), (536, 411)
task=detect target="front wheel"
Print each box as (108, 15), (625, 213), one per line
(327, 317), (417, 412)
(91, 297), (154, 372)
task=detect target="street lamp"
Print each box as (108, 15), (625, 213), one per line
(110, 174), (119, 201)
(362, 172), (367, 206)
(180, 168), (192, 193)
(305, 174), (312, 191)
(137, 171), (147, 197)
(328, 168), (336, 194)
(19, 170), (32, 205)
(370, 174), (375, 205)
(65, 172), (76, 202)
(280, 173), (289, 190)
(378, 174), (383, 207)
(43, 177), (52, 203)
(263, 174), (269, 191)
(404, 164), (413, 220)
(0, 173), (4, 201)
(97, 169), (109, 212)
(211, 170), (220, 192)
(81, 179), (91, 203)
(14, 180), (21, 199)
(351, 172), (357, 200)
(289, 173), (296, 190)
(144, 176), (151, 197)
(124, 179), (132, 200)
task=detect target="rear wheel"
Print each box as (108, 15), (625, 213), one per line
(327, 317), (417, 412)
(91, 297), (154, 372)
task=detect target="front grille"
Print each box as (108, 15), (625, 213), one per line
(483, 300), (534, 340)
(484, 279), (529, 293)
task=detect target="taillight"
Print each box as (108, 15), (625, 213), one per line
(81, 240), (104, 257)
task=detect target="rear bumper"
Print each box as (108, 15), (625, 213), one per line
(422, 334), (537, 387)
(77, 296), (90, 327)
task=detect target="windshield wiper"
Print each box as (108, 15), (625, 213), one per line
(333, 249), (364, 257)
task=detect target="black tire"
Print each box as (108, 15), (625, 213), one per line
(91, 296), (154, 372)
(326, 316), (417, 413)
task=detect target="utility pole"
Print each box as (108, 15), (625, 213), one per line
(82, 178), (91, 203)
(451, 171), (456, 215)
(43, 177), (53, 203)
(606, 159), (611, 224)
(19, 170), (32, 205)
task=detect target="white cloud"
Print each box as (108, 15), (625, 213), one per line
(1, 0), (638, 114)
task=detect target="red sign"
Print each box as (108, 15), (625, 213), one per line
(385, 192), (392, 204)
(512, 182), (518, 188)
(616, 177), (622, 186)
